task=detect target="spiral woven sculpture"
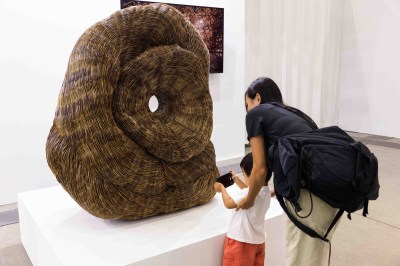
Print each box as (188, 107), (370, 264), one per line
(46, 4), (219, 220)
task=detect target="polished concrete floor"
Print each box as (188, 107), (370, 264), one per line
(1, 131), (399, 265)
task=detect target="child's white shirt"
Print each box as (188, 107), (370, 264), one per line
(227, 186), (271, 244)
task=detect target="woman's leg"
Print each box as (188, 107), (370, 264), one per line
(285, 188), (341, 266)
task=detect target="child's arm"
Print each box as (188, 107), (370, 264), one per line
(231, 171), (248, 189)
(214, 183), (238, 209)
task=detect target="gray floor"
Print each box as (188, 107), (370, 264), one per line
(1, 131), (399, 265)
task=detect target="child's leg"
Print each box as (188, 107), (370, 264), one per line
(254, 242), (265, 266)
(223, 237), (260, 266)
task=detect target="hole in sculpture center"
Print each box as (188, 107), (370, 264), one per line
(149, 95), (159, 113)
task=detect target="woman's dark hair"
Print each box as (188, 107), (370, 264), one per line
(245, 77), (283, 107)
(240, 152), (253, 177)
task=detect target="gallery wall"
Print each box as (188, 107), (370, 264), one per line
(339, 0), (400, 138)
(245, 0), (343, 129)
(0, 0), (246, 204)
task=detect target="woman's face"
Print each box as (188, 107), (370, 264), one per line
(245, 94), (261, 112)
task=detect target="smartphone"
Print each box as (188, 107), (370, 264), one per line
(216, 172), (234, 188)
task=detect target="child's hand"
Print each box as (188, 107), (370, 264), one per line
(214, 182), (224, 192)
(229, 170), (248, 189)
(230, 171), (240, 183)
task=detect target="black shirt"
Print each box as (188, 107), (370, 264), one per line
(246, 103), (313, 176)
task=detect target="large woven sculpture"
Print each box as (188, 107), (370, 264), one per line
(46, 4), (219, 220)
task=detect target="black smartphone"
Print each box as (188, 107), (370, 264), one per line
(216, 172), (234, 188)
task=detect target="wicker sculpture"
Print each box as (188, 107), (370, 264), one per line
(46, 4), (219, 220)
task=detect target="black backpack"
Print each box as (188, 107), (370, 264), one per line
(267, 103), (379, 263)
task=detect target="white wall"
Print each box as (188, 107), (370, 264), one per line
(339, 0), (400, 138)
(0, 0), (245, 204)
(245, 1), (343, 129)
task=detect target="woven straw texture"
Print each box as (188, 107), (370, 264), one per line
(46, 4), (219, 220)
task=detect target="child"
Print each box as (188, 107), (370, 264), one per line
(214, 152), (275, 266)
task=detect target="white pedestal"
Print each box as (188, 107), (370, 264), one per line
(18, 185), (285, 266)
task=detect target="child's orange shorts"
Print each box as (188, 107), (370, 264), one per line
(223, 237), (265, 266)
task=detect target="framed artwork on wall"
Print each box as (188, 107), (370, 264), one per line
(121, 0), (224, 73)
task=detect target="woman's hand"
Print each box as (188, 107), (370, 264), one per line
(214, 182), (224, 193)
(235, 196), (254, 211)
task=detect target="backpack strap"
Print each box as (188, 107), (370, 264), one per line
(276, 193), (344, 266)
(324, 209), (344, 239)
(276, 193), (344, 240)
(363, 199), (369, 217)
(276, 193), (327, 241)
(267, 102), (319, 130)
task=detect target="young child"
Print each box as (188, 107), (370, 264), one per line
(214, 152), (275, 266)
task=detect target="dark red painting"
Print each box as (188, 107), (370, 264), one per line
(121, 0), (224, 73)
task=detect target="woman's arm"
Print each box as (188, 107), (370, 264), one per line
(236, 135), (268, 210)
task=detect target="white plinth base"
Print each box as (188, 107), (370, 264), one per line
(18, 185), (285, 266)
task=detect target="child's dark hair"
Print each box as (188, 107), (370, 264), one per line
(240, 152), (270, 182)
(240, 152), (253, 177)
